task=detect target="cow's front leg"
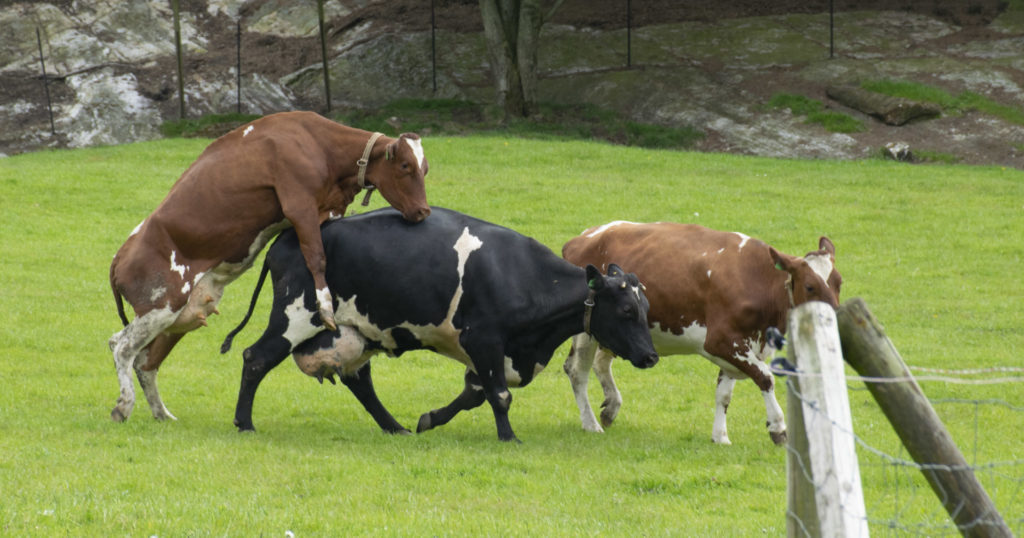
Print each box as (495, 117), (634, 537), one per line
(564, 333), (603, 432)
(340, 362), (410, 435)
(753, 358), (787, 445)
(478, 364), (517, 443)
(281, 198), (337, 331)
(712, 370), (737, 445)
(592, 347), (621, 428)
(416, 368), (486, 433)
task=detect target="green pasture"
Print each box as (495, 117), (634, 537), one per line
(1, 137), (1022, 536)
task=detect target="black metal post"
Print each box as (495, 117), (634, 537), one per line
(829, 0), (835, 59)
(626, 0), (632, 68)
(236, 19), (241, 114)
(318, 0), (331, 112)
(431, 0), (437, 92)
(35, 27), (55, 136)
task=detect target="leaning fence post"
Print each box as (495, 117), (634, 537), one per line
(786, 301), (868, 538)
(837, 298), (1011, 537)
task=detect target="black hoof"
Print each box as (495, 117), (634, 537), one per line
(416, 413), (432, 433)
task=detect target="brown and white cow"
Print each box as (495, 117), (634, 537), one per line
(561, 221), (841, 445)
(108, 111), (430, 422)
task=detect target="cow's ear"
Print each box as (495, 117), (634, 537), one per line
(585, 264), (605, 290)
(607, 263), (624, 277)
(818, 236), (835, 256)
(770, 247), (795, 273)
(384, 139), (397, 161)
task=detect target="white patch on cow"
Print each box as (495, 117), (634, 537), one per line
(584, 220), (637, 238)
(650, 321), (708, 357)
(129, 219), (145, 238)
(316, 287), (331, 309)
(734, 232), (751, 249)
(454, 227), (483, 277)
(243, 125), (254, 137)
(504, 357), (523, 387)
(283, 295), (320, 349)
(717, 248), (725, 254)
(723, 336), (775, 382)
(707, 270), (712, 279)
(192, 272), (206, 286)
(181, 282), (191, 295)
(405, 137), (426, 171)
(631, 285), (641, 302)
(169, 251), (187, 279)
(149, 286), (166, 303)
(328, 211), (342, 221)
(805, 253), (834, 286)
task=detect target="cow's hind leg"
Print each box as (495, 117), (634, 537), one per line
(235, 336), (292, 432)
(134, 332), (184, 421)
(108, 307), (178, 422)
(564, 333), (603, 432)
(341, 362), (409, 434)
(416, 369), (486, 435)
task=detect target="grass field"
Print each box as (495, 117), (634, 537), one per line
(1, 136), (1022, 536)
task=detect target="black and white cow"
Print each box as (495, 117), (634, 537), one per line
(221, 207), (659, 442)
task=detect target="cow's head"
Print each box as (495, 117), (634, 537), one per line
(584, 264), (659, 369)
(369, 133), (431, 223)
(770, 236), (842, 308)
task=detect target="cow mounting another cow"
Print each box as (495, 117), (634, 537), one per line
(562, 221), (841, 445)
(220, 207), (659, 442)
(108, 111), (430, 423)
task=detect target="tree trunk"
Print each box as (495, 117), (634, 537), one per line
(479, 0), (547, 120)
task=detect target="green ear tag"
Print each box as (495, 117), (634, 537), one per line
(587, 279), (597, 289)
(775, 262), (785, 271)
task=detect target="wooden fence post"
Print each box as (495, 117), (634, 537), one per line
(837, 298), (1011, 538)
(786, 301), (868, 538)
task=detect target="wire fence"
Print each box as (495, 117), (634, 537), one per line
(780, 365), (1024, 536)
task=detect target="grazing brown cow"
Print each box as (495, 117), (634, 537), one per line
(108, 111), (430, 422)
(562, 221), (841, 445)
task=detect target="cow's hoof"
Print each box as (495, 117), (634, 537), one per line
(416, 413), (432, 433)
(110, 407), (128, 422)
(770, 430), (788, 445)
(318, 309), (338, 332)
(500, 435), (523, 444)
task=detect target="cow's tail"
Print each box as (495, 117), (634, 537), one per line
(111, 263), (130, 327)
(220, 258), (271, 354)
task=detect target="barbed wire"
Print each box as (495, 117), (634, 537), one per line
(771, 360), (1024, 385)
(783, 378), (1023, 536)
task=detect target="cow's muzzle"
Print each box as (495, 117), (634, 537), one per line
(629, 353), (659, 369)
(405, 207), (431, 223)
